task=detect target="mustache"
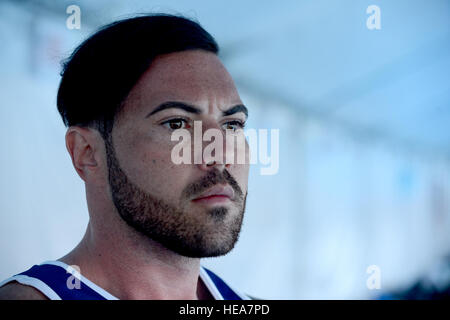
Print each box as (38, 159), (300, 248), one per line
(182, 168), (244, 201)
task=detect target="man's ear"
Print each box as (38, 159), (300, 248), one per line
(65, 126), (102, 181)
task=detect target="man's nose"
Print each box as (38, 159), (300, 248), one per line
(198, 159), (231, 172)
(195, 120), (232, 172)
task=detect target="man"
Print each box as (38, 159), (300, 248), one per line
(0, 14), (250, 300)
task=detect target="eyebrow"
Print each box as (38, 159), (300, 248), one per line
(146, 101), (248, 119)
(222, 104), (248, 118)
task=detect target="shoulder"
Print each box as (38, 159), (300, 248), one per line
(0, 281), (48, 300)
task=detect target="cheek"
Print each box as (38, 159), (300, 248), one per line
(225, 132), (250, 165)
(228, 163), (249, 194)
(127, 128), (174, 165)
(234, 139), (250, 185)
(124, 133), (192, 198)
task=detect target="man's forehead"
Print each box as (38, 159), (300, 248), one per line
(150, 50), (224, 72)
(126, 50), (242, 112)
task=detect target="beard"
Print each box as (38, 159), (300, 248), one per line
(104, 136), (247, 258)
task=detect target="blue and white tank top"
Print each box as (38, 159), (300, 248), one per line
(0, 260), (249, 300)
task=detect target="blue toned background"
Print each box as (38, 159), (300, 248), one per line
(0, 0), (449, 299)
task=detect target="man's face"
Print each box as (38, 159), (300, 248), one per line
(105, 50), (249, 258)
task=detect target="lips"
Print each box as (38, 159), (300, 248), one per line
(192, 184), (235, 202)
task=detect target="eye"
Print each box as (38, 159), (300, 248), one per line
(161, 118), (190, 130)
(222, 120), (245, 132)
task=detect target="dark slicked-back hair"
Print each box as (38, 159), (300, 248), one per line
(57, 14), (219, 139)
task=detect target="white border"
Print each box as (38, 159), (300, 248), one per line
(1, 261), (246, 300)
(199, 266), (224, 300)
(41, 260), (119, 300)
(0, 274), (61, 300)
(200, 266), (250, 300)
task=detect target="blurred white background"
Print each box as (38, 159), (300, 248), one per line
(0, 0), (449, 299)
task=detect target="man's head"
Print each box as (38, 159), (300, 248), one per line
(58, 14), (249, 258)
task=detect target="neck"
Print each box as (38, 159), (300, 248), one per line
(60, 213), (210, 300)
